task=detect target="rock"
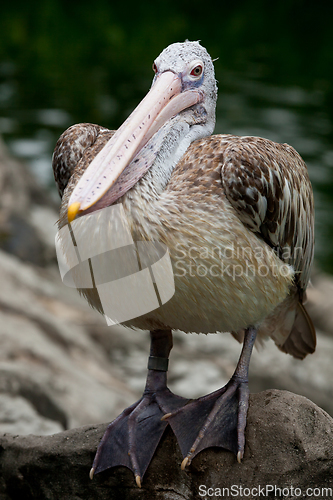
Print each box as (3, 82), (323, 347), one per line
(0, 248), (137, 432)
(0, 391), (332, 499)
(0, 135), (58, 266)
(0, 393), (63, 435)
(306, 271), (333, 338)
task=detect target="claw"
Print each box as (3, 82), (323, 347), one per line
(161, 412), (172, 421)
(135, 475), (142, 488)
(91, 390), (188, 484)
(181, 456), (189, 470)
(237, 451), (243, 463)
(89, 467), (95, 480)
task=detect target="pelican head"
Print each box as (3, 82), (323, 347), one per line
(67, 41), (218, 221)
(153, 41), (217, 129)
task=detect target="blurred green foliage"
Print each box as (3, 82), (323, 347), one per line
(1, 0), (333, 127)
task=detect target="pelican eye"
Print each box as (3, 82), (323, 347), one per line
(152, 62), (158, 74)
(190, 64), (203, 77)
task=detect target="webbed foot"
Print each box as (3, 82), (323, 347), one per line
(90, 329), (187, 486)
(91, 386), (187, 485)
(163, 326), (257, 467)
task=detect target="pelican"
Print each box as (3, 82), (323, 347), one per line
(53, 41), (316, 488)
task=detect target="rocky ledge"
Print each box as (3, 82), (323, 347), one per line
(1, 391), (332, 500)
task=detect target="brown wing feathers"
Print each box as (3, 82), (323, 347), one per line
(52, 123), (112, 198)
(221, 136), (316, 358)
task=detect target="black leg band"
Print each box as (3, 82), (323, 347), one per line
(147, 356), (169, 371)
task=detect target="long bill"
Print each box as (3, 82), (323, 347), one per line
(67, 71), (203, 223)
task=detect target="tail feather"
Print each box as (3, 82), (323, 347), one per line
(278, 302), (316, 360)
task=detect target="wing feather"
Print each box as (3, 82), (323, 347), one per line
(221, 136), (315, 359)
(52, 123), (111, 198)
(221, 136), (314, 294)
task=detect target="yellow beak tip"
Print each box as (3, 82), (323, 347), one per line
(68, 202), (81, 223)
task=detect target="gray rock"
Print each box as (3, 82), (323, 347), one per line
(0, 136), (58, 266)
(0, 393), (62, 435)
(0, 248), (136, 433)
(307, 271), (333, 338)
(0, 391), (332, 499)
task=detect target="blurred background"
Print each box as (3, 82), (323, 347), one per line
(1, 0), (333, 270)
(0, 0), (332, 437)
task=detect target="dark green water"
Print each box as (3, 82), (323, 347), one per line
(1, 0), (333, 271)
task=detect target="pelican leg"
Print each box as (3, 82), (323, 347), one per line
(90, 329), (188, 486)
(165, 326), (257, 468)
